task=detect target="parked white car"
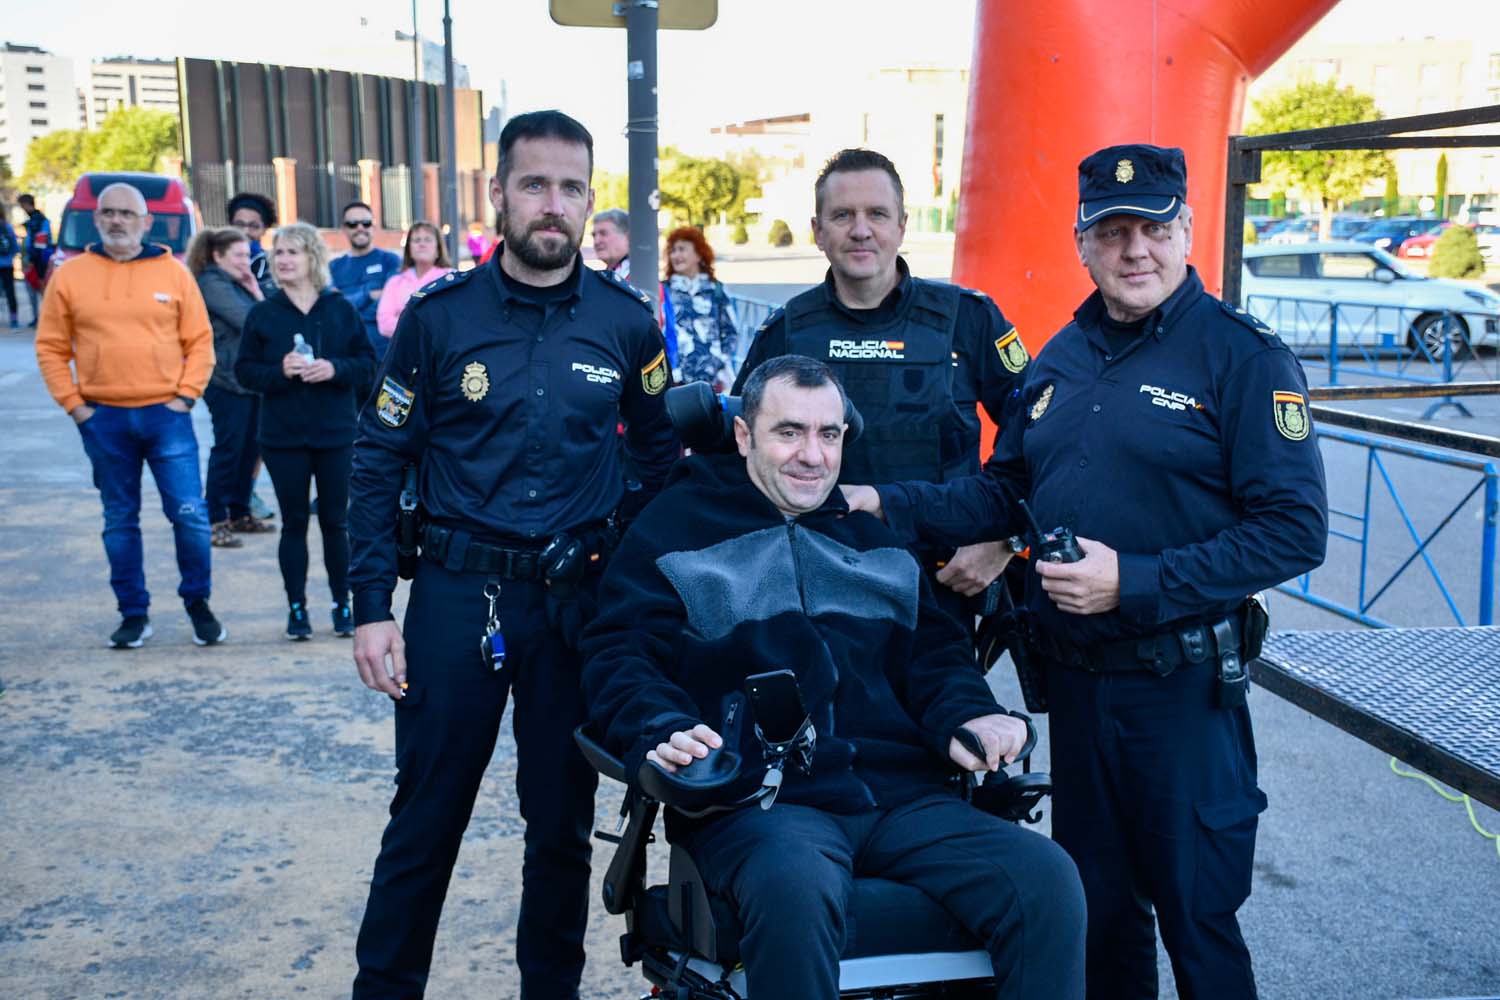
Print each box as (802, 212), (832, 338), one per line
(1240, 242), (1500, 356)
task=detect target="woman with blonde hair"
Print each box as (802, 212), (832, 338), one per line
(235, 222), (376, 640)
(376, 221), (454, 339)
(186, 226), (277, 546)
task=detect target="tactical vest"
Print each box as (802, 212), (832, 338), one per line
(786, 279), (965, 484)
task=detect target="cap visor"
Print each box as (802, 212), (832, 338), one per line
(1077, 195), (1181, 231)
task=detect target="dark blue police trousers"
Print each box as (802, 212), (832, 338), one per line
(353, 559), (598, 999)
(681, 793), (1088, 1000)
(1045, 657), (1266, 1000)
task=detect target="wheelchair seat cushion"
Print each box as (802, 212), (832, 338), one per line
(632, 876), (983, 966)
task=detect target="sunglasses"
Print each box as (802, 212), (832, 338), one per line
(344, 219), (374, 229)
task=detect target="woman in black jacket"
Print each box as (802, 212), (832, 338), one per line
(235, 222), (377, 639)
(188, 226), (275, 547)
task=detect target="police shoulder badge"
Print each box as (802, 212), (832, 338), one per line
(461, 361), (490, 402)
(1273, 390), (1310, 441)
(641, 349), (668, 395)
(1029, 383), (1054, 422)
(376, 376), (414, 428)
(994, 327), (1030, 374)
(1115, 159), (1135, 184)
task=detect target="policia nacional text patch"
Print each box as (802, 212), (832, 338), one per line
(1273, 390), (1310, 440)
(641, 350), (668, 395)
(376, 377), (414, 427)
(994, 327), (1029, 373)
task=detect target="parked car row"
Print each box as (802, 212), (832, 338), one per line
(1240, 242), (1500, 357)
(1247, 214), (1499, 262)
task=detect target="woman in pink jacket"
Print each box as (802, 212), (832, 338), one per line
(375, 221), (454, 339)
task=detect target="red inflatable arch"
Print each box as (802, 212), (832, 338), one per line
(955, 0), (1337, 376)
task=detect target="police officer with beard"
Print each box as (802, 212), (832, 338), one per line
(846, 144), (1328, 998)
(347, 110), (677, 999)
(733, 149), (1029, 625)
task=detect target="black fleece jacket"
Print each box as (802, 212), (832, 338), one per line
(580, 452), (1004, 820)
(235, 288), (377, 448)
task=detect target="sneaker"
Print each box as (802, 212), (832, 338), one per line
(287, 603), (312, 641)
(186, 599), (227, 646)
(249, 491), (276, 520)
(211, 521), (245, 547)
(229, 514), (277, 534)
(331, 602), (354, 638)
(109, 614), (153, 649)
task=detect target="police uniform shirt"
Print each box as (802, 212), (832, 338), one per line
(877, 266), (1328, 648)
(347, 247), (678, 626)
(731, 257), (1028, 479)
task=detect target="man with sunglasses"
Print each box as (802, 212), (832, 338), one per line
(331, 201), (402, 357)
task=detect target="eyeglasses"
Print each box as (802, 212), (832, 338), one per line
(344, 219), (374, 229)
(231, 218), (266, 232)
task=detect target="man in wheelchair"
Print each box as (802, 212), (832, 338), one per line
(581, 355), (1086, 998)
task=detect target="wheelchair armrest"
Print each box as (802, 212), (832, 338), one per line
(573, 726), (629, 784)
(636, 742), (751, 817)
(971, 771), (1052, 825)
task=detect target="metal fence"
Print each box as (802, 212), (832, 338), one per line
(381, 166), (413, 231)
(1277, 387), (1500, 628)
(1244, 295), (1500, 390)
(727, 294), (778, 371)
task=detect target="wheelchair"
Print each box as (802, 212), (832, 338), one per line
(575, 670), (1052, 1000)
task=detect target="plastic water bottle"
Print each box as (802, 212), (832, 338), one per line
(292, 333), (315, 362)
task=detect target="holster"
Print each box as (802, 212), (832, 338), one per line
(396, 464), (421, 580)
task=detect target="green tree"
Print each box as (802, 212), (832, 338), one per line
(1435, 153), (1449, 217)
(1428, 225), (1484, 279)
(723, 151), (767, 224)
(659, 149), (739, 228)
(1383, 171), (1399, 218)
(592, 170), (630, 215)
(82, 107), (179, 173)
(20, 129), (87, 191)
(768, 219), (793, 247)
(1246, 80), (1390, 240)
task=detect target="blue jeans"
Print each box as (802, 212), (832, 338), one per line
(77, 402), (213, 617)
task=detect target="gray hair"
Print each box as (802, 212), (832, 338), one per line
(95, 182), (149, 215)
(272, 222), (333, 291)
(593, 208), (628, 231)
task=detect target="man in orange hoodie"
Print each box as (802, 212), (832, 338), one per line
(35, 182), (227, 649)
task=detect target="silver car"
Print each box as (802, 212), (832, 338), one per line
(1240, 241), (1500, 357)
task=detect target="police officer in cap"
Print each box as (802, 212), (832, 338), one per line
(732, 148), (1028, 625)
(347, 109), (678, 998)
(846, 144), (1328, 997)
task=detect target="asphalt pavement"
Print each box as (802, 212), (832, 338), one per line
(1, 243), (1497, 997)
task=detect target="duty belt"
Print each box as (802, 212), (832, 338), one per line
(1032, 607), (1248, 677)
(419, 524), (544, 580)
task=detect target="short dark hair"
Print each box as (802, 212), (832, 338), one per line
(814, 148), (904, 219)
(18, 193), (35, 207)
(341, 200), (373, 220)
(740, 354), (848, 433)
(496, 110), (594, 185)
(227, 191), (276, 226)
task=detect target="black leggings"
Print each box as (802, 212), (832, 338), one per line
(261, 444), (352, 606)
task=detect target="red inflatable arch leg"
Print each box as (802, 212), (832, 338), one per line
(955, 0), (1336, 370)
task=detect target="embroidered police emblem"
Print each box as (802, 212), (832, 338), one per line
(1273, 390), (1309, 441)
(641, 350), (668, 395)
(461, 361), (490, 402)
(994, 328), (1029, 374)
(1115, 159), (1134, 184)
(1029, 384), (1054, 422)
(376, 376), (413, 428)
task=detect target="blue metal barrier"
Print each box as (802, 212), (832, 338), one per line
(1244, 294), (1500, 388)
(727, 294), (779, 371)
(1280, 426), (1499, 627)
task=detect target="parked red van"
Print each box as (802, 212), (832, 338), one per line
(47, 171), (199, 281)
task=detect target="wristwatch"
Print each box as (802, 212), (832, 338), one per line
(176, 394), (196, 409)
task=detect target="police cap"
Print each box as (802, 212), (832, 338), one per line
(1076, 143), (1187, 232)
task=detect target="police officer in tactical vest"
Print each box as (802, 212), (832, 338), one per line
(732, 149), (1029, 624)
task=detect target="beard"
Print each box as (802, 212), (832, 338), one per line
(503, 212), (579, 271)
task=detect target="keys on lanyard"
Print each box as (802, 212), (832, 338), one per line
(480, 578), (506, 672)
